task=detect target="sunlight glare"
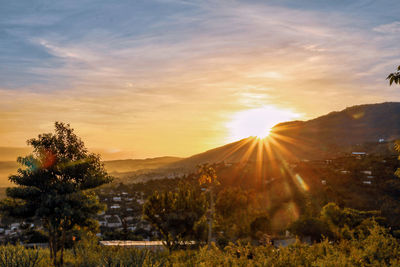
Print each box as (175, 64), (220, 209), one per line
(226, 105), (301, 141)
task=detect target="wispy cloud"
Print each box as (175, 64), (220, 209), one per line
(1, 0), (400, 158)
(373, 21), (400, 33)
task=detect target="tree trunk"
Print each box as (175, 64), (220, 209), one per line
(49, 230), (54, 259)
(53, 235), (58, 267)
(60, 225), (66, 266)
(207, 189), (214, 249)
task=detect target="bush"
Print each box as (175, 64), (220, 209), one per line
(0, 244), (49, 267)
(0, 222), (397, 266)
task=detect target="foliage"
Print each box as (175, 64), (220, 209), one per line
(289, 202), (384, 243)
(198, 164), (220, 186)
(143, 183), (207, 251)
(320, 203), (382, 238)
(72, 235), (166, 267)
(387, 65), (400, 86)
(0, 221), (396, 266)
(0, 122), (112, 266)
(289, 217), (333, 242)
(0, 244), (49, 267)
(215, 187), (259, 243)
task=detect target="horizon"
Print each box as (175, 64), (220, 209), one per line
(1, 1), (400, 160)
(0, 100), (398, 162)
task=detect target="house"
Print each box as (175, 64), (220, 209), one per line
(125, 216), (135, 222)
(105, 215), (122, 228)
(10, 223), (20, 231)
(113, 197), (122, 202)
(352, 152), (366, 159)
(361, 170), (372, 175)
(98, 219), (107, 227)
(110, 204), (121, 209)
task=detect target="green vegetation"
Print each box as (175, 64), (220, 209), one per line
(387, 65), (400, 86)
(0, 221), (398, 266)
(143, 182), (207, 251)
(0, 122), (112, 266)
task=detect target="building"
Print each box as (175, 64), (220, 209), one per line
(361, 170), (372, 175)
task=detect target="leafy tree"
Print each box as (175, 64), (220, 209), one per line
(143, 183), (207, 251)
(197, 164), (220, 247)
(0, 122), (112, 266)
(387, 65), (400, 86)
(215, 187), (255, 241)
(320, 203), (382, 239)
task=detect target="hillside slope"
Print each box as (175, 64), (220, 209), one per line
(104, 156), (182, 174)
(166, 102), (400, 171)
(273, 102), (400, 146)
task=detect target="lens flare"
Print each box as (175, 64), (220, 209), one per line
(226, 105), (300, 141)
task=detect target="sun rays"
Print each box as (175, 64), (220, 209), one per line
(226, 106), (301, 142)
(216, 124), (311, 226)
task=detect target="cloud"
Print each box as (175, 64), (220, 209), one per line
(373, 21), (400, 33)
(1, 0), (400, 157)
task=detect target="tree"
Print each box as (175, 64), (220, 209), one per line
(387, 65), (400, 86)
(143, 183), (207, 251)
(289, 217), (333, 242)
(197, 164), (220, 247)
(0, 122), (112, 266)
(319, 203), (382, 240)
(215, 187), (255, 241)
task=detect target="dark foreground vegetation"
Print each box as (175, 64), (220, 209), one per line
(0, 221), (399, 267)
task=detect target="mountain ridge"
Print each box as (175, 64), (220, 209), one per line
(164, 102), (400, 171)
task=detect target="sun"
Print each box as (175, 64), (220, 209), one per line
(226, 105), (301, 141)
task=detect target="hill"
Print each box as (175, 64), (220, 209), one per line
(104, 156), (182, 176)
(163, 102), (400, 172)
(273, 102), (400, 146)
(0, 147), (31, 161)
(0, 156), (182, 188)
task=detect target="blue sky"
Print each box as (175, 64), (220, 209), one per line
(1, 0), (400, 159)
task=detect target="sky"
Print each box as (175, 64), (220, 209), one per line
(1, 0), (400, 160)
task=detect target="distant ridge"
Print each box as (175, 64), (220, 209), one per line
(273, 102), (400, 146)
(103, 156), (182, 173)
(166, 102), (400, 170)
(0, 147), (31, 161)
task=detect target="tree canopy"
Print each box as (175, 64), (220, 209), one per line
(143, 183), (207, 251)
(0, 122), (112, 266)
